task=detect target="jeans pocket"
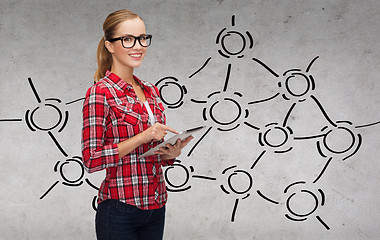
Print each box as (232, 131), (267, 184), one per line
(112, 200), (138, 215)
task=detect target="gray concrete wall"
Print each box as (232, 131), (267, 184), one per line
(0, 0), (379, 239)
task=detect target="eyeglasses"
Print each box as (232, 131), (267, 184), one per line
(107, 34), (152, 48)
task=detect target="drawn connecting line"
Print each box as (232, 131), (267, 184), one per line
(188, 15), (254, 80)
(257, 181), (330, 230)
(155, 15), (380, 228)
(220, 165), (254, 222)
(154, 14), (380, 230)
(216, 15), (254, 59)
(294, 121), (362, 161)
(0, 77), (85, 157)
(156, 16), (257, 157)
(247, 56), (380, 184)
(292, 95), (380, 183)
(0, 78), (99, 208)
(164, 160), (255, 223)
(163, 159), (216, 192)
(191, 64), (249, 131)
(258, 122), (294, 153)
(247, 122), (295, 170)
(189, 64), (250, 156)
(1, 13), (378, 230)
(39, 156), (99, 210)
(249, 56), (319, 131)
(249, 56), (318, 104)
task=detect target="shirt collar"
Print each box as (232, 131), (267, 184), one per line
(105, 70), (146, 92)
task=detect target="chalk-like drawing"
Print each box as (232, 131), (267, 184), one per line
(40, 156), (99, 210)
(164, 159), (216, 192)
(257, 181), (329, 230)
(1, 14), (379, 231)
(184, 16), (255, 157)
(220, 165), (253, 222)
(156, 15), (380, 229)
(1, 78), (84, 156)
(216, 15), (254, 59)
(155, 77), (187, 109)
(0, 77), (95, 206)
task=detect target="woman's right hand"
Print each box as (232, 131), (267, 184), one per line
(140, 123), (178, 144)
(117, 123), (177, 158)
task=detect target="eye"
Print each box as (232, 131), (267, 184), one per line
(140, 36), (147, 41)
(123, 37), (133, 42)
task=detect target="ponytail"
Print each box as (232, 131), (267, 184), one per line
(94, 37), (112, 82)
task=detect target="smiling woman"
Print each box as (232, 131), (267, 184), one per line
(81, 9), (193, 240)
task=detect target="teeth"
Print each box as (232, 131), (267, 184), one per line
(130, 54), (141, 57)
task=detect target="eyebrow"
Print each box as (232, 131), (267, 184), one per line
(120, 33), (147, 37)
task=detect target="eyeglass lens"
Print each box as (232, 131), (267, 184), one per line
(122, 35), (151, 48)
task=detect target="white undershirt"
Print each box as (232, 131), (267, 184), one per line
(143, 101), (155, 126)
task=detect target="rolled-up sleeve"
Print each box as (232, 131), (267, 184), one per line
(81, 85), (120, 173)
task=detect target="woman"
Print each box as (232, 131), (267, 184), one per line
(81, 9), (192, 240)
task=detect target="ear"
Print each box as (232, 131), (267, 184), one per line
(105, 40), (115, 54)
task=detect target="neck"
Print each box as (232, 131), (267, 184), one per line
(111, 64), (135, 84)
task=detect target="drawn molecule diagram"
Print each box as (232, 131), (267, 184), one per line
(220, 165), (254, 222)
(40, 156), (99, 210)
(164, 159), (216, 192)
(155, 77), (187, 109)
(215, 15), (254, 59)
(0, 14), (378, 231)
(0, 77), (84, 156)
(257, 181), (329, 230)
(0, 77), (99, 208)
(158, 15), (380, 229)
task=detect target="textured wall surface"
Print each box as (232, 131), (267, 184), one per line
(1, 0), (379, 239)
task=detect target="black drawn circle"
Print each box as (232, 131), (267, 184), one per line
(221, 31), (246, 56)
(30, 104), (63, 131)
(323, 127), (355, 154)
(227, 170), (253, 195)
(285, 73), (311, 97)
(164, 164), (190, 188)
(60, 159), (85, 183)
(286, 190), (318, 217)
(209, 98), (242, 125)
(263, 127), (289, 148)
(158, 81), (185, 106)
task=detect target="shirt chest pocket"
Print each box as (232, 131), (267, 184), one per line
(113, 101), (143, 126)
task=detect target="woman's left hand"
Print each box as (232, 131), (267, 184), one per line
(155, 136), (194, 160)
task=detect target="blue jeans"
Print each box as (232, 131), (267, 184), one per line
(95, 199), (166, 240)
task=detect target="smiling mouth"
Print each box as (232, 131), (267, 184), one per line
(130, 53), (142, 59)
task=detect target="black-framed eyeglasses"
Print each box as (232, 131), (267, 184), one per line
(107, 34), (152, 48)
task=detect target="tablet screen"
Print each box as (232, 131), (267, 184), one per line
(138, 126), (206, 159)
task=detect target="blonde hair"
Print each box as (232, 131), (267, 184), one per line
(94, 9), (142, 82)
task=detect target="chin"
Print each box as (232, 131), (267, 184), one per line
(130, 62), (143, 68)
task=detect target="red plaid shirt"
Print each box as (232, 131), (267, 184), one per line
(81, 71), (173, 210)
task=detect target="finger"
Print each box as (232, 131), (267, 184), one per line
(161, 125), (179, 134)
(154, 150), (164, 155)
(165, 144), (176, 151)
(181, 136), (194, 146)
(156, 147), (170, 155)
(173, 139), (181, 147)
(156, 130), (167, 141)
(154, 147), (167, 154)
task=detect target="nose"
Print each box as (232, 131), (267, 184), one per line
(133, 39), (143, 49)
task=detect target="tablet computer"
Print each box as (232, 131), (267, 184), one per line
(138, 126), (206, 159)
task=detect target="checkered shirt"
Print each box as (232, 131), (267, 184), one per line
(81, 71), (173, 210)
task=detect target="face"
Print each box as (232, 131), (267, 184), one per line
(105, 18), (148, 71)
